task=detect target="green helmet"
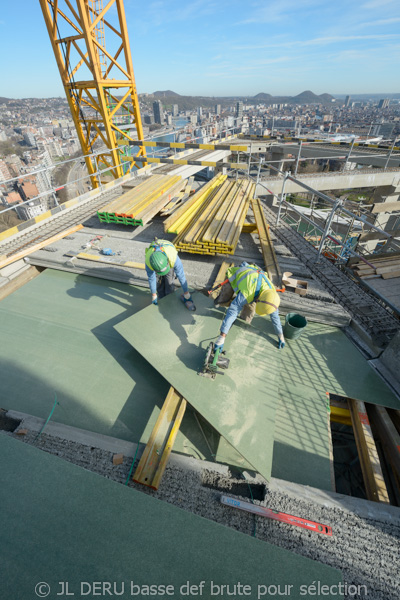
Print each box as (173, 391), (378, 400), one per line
(149, 250), (170, 276)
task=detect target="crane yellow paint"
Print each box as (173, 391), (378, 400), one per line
(39, 0), (146, 189)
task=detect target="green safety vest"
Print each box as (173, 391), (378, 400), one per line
(227, 264), (275, 304)
(145, 239), (178, 271)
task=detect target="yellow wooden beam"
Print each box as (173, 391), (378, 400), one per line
(251, 198), (282, 287)
(70, 252), (145, 270)
(348, 397), (390, 503)
(242, 222), (257, 233)
(330, 406), (352, 426)
(133, 387), (187, 490)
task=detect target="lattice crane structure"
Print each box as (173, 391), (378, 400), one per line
(39, 0), (147, 188)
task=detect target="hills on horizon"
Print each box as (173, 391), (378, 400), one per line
(148, 89), (335, 108)
(1, 90), (399, 109)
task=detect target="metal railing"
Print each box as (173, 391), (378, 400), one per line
(2, 131), (399, 261)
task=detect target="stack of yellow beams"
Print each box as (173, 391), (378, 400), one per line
(165, 176), (254, 255)
(164, 174), (226, 235)
(98, 174), (185, 226)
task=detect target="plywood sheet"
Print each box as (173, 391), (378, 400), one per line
(251, 315), (400, 409)
(272, 382), (332, 490)
(0, 269), (254, 466)
(117, 295), (400, 490)
(0, 434), (343, 599)
(116, 291), (281, 481)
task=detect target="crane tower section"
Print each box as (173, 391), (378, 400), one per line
(39, 0), (147, 188)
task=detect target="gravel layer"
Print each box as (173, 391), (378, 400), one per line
(4, 429), (400, 600)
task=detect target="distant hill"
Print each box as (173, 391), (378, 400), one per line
(0, 97), (10, 104)
(153, 90), (181, 97)
(254, 93), (272, 100)
(142, 92), (231, 111)
(253, 90), (334, 105)
(318, 93), (335, 103)
(141, 89), (335, 111)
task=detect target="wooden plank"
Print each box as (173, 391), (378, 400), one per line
(348, 397), (390, 503)
(120, 176), (181, 218)
(224, 181), (253, 246)
(368, 404), (400, 480)
(164, 174), (225, 233)
(0, 225), (84, 270)
(66, 251), (145, 270)
(327, 410), (336, 492)
(208, 261), (234, 299)
(133, 387), (187, 490)
(330, 406), (352, 426)
(100, 175), (162, 213)
(347, 250), (400, 267)
(131, 254), (234, 489)
(159, 178), (192, 215)
(359, 228), (400, 243)
(382, 269), (400, 279)
(186, 180), (230, 244)
(376, 264), (400, 274)
(135, 179), (186, 224)
(251, 198), (282, 287)
(0, 266), (41, 302)
(201, 181), (236, 243)
(242, 222), (257, 233)
(372, 201), (400, 214)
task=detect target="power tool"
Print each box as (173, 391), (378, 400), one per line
(198, 342), (230, 380)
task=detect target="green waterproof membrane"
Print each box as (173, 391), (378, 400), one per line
(116, 291), (281, 481)
(117, 292), (400, 489)
(0, 270), (219, 460)
(0, 434), (343, 600)
(0, 270), (254, 466)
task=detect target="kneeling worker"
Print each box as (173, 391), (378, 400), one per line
(145, 238), (196, 311)
(214, 262), (285, 350)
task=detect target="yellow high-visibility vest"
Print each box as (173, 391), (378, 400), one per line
(227, 264), (275, 303)
(145, 239), (178, 271)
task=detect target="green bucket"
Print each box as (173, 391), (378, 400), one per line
(283, 313), (307, 340)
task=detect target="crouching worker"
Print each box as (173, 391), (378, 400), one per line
(145, 238), (196, 311)
(214, 261), (285, 350)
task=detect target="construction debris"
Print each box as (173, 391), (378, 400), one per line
(16, 429), (28, 436)
(112, 453), (124, 465)
(282, 272), (309, 296)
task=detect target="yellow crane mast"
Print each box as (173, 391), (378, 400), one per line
(39, 0), (147, 188)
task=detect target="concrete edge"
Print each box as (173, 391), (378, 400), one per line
(368, 359), (400, 398)
(7, 410), (400, 525)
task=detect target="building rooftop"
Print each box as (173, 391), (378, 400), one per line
(1, 163), (400, 599)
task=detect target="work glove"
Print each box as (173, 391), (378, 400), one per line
(278, 339), (285, 349)
(151, 294), (158, 305)
(214, 335), (225, 351)
(181, 293), (196, 311)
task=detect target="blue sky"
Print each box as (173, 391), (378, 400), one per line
(1, 0), (399, 98)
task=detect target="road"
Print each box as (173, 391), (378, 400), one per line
(66, 160), (92, 199)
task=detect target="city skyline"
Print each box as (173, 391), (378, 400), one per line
(0, 0), (399, 98)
